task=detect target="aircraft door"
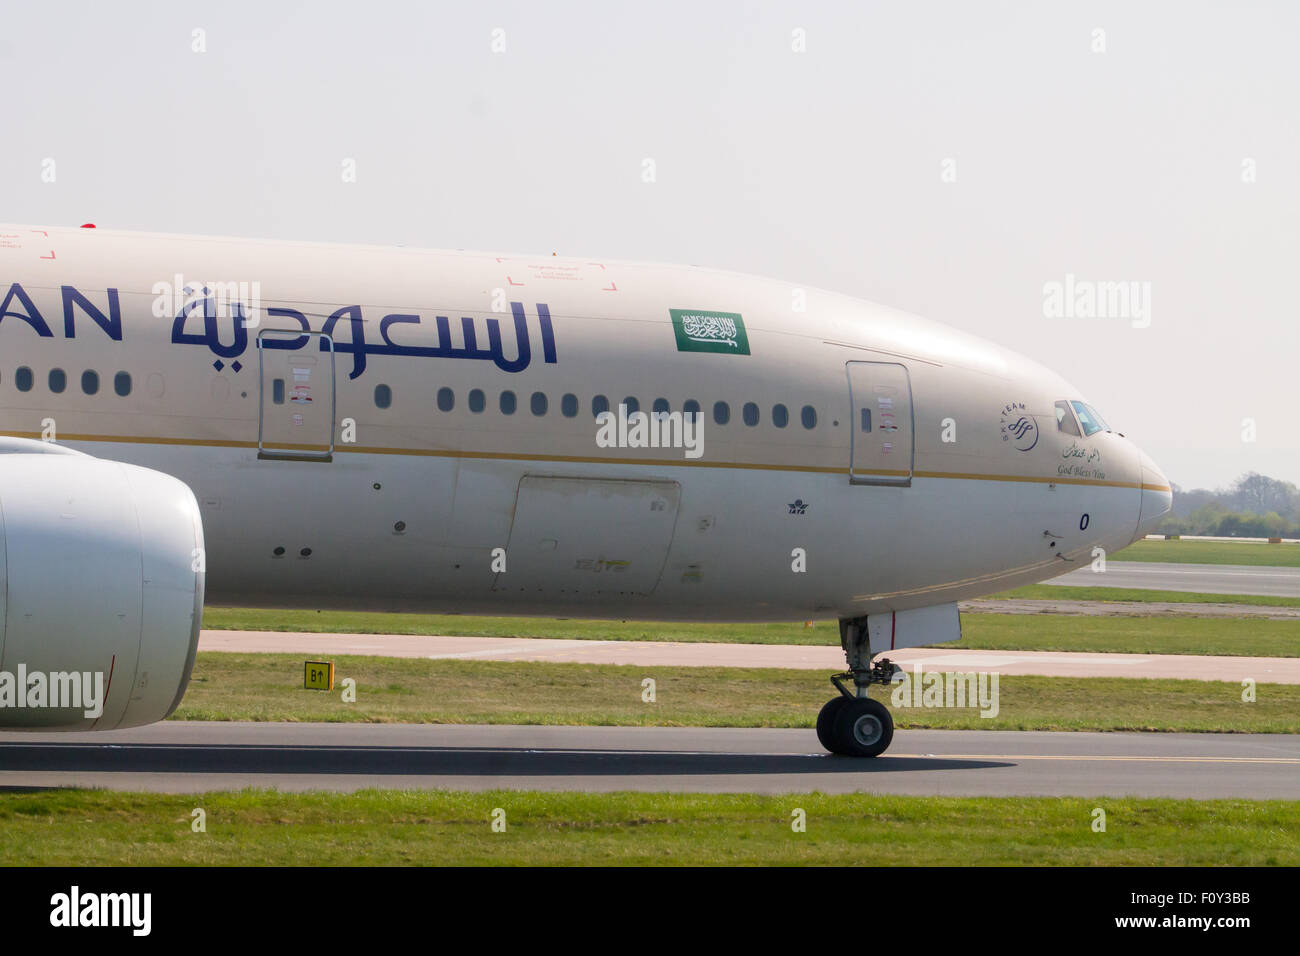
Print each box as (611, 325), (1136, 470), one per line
(258, 329), (336, 462)
(847, 361), (913, 485)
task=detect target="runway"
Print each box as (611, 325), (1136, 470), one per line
(1050, 561), (1300, 597)
(1, 722), (1297, 798)
(198, 630), (1300, 683)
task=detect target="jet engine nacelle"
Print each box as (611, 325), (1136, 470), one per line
(0, 440), (204, 729)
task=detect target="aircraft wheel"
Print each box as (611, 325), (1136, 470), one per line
(831, 697), (894, 758)
(816, 696), (848, 753)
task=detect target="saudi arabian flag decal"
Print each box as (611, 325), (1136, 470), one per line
(669, 309), (750, 355)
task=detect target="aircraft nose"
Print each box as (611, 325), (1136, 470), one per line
(1134, 451), (1173, 542)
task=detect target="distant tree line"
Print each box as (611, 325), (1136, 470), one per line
(1159, 472), (1300, 537)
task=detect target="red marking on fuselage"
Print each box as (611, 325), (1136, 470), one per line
(30, 229), (54, 259)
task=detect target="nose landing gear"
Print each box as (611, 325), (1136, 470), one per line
(817, 617), (900, 757)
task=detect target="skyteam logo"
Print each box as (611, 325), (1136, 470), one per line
(999, 401), (1039, 451)
(670, 309), (750, 355)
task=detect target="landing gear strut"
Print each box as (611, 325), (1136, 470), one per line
(816, 617), (898, 757)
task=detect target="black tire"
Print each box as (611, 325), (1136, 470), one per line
(831, 697), (894, 758)
(816, 697), (848, 753)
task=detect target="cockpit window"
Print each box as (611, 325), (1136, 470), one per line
(1055, 400), (1080, 436)
(1069, 400), (1108, 437)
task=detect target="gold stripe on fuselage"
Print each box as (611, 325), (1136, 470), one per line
(5, 430), (1170, 492)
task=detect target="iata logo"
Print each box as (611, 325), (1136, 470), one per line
(1000, 402), (1039, 451)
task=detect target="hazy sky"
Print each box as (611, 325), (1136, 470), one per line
(2, 1), (1296, 490)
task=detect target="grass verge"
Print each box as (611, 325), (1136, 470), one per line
(953, 614), (1300, 658)
(992, 584), (1300, 609)
(203, 607), (838, 645)
(1, 790), (1294, 865)
(1112, 539), (1300, 566)
(174, 654), (1300, 733)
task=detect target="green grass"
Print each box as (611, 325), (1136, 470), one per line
(203, 606), (838, 645)
(1114, 538), (1300, 566)
(992, 584), (1300, 609)
(173, 654), (1300, 733)
(957, 614), (1300, 658)
(202, 608), (1300, 657)
(1, 790), (1294, 865)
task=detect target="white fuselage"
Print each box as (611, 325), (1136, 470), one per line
(0, 224), (1171, 621)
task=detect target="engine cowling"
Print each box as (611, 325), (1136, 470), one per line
(0, 440), (204, 730)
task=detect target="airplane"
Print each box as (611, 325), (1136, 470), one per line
(0, 222), (1171, 756)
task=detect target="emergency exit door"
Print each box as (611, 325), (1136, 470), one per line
(258, 329), (336, 461)
(847, 361), (913, 485)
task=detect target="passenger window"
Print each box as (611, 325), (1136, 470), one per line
(82, 370), (99, 395)
(742, 402), (759, 426)
(273, 379), (286, 404)
(561, 393), (578, 417)
(683, 399), (701, 419)
(592, 394), (610, 417)
(531, 391), (548, 416)
(860, 408), (871, 432)
(500, 390), (517, 415)
(801, 405), (817, 429)
(49, 369), (66, 393)
(623, 396), (639, 415)
(16, 367), (33, 392)
(374, 384), (392, 409)
(1055, 401), (1080, 436)
(469, 388), (486, 413)
(653, 398), (670, 415)
(772, 403), (788, 428)
(114, 371), (131, 397)
(437, 387), (454, 412)
(713, 401), (730, 425)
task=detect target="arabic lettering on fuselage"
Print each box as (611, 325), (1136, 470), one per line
(172, 298), (557, 379)
(0, 282), (558, 378)
(1061, 440), (1101, 465)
